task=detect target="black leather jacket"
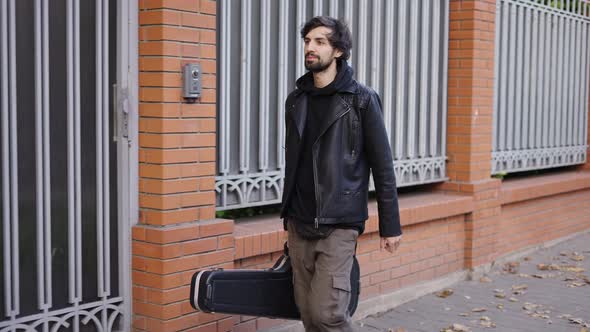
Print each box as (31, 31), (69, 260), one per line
(280, 79), (402, 237)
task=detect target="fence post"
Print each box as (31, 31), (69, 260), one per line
(132, 2), (235, 331)
(438, 0), (502, 271)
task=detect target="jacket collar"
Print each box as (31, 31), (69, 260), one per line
(287, 81), (358, 139)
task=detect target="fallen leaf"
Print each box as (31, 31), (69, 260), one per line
(509, 297), (519, 302)
(512, 284), (528, 291)
(445, 307), (452, 311)
(523, 302), (539, 311)
(450, 323), (472, 332)
(537, 263), (559, 271)
(504, 261), (520, 274)
(464, 295), (471, 300)
(472, 307), (487, 312)
(495, 293), (506, 299)
(560, 266), (585, 273)
(569, 317), (587, 326)
(480, 276), (492, 283)
(387, 328), (406, 332)
(518, 273), (531, 278)
(560, 251), (569, 256)
(580, 327), (589, 332)
(564, 276), (577, 281)
(558, 314), (573, 319)
(571, 255), (585, 262)
(479, 316), (496, 328)
(459, 313), (470, 317)
(523, 256), (532, 261)
(437, 289), (454, 298)
(497, 304), (504, 310)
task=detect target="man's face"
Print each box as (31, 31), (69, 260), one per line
(303, 26), (343, 73)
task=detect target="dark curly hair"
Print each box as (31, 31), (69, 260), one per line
(300, 16), (352, 61)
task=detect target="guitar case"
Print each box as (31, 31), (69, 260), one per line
(189, 244), (360, 320)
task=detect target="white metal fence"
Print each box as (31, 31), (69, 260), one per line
(0, 0), (127, 331)
(492, 0), (590, 174)
(216, 0), (450, 210)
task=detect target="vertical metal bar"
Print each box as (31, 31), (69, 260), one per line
(419, 0), (430, 158)
(563, 17), (572, 147)
(42, 0), (52, 308)
(1, 0), (13, 318)
(507, 3), (516, 151)
(581, 21), (589, 147)
(536, 11), (545, 149)
(441, 0), (449, 160)
(370, 0), (381, 91)
(102, 0), (111, 296)
(259, 0), (269, 175)
(67, 0), (76, 304)
(407, 0), (419, 159)
(492, 0), (501, 154)
(8, 0), (19, 316)
(528, 8), (538, 149)
(240, 1), (250, 174)
(329, 0), (338, 18)
(296, 1), (306, 78)
(95, 0), (104, 298)
(430, 0), (441, 157)
(514, 5), (523, 151)
(35, 0), (47, 310)
(383, 0), (395, 139)
(395, 0), (408, 159)
(357, 0), (367, 84)
(219, 0), (230, 176)
(548, 14), (558, 149)
(74, 0), (82, 303)
(499, 1), (509, 151)
(344, 0), (353, 63)
(278, 0), (287, 171)
(572, 19), (581, 147)
(314, 0), (323, 16)
(554, 15), (564, 148)
(542, 13), (551, 151)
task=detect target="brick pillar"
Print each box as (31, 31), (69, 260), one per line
(132, 1), (235, 331)
(440, 0), (502, 270)
(582, 86), (590, 170)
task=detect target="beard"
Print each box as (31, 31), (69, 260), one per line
(304, 54), (335, 73)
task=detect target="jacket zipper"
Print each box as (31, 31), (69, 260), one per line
(312, 107), (351, 228)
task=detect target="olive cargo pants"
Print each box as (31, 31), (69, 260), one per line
(287, 221), (358, 332)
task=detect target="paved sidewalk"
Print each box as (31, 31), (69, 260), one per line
(355, 232), (590, 332)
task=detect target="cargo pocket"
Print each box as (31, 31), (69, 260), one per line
(329, 273), (352, 322)
(332, 274), (351, 292)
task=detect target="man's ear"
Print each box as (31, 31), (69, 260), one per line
(334, 49), (343, 59)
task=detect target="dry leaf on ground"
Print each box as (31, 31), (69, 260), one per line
(472, 307), (487, 312)
(437, 289), (454, 298)
(480, 276), (492, 283)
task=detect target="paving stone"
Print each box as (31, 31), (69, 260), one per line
(355, 232), (590, 332)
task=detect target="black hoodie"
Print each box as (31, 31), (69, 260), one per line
(287, 61), (364, 235)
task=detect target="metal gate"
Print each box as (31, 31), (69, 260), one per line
(492, 0), (590, 174)
(0, 0), (135, 331)
(216, 0), (450, 210)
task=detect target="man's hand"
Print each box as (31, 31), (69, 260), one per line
(380, 235), (402, 253)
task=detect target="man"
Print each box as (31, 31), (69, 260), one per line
(280, 16), (403, 331)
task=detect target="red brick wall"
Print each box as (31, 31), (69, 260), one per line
(132, 1), (236, 331)
(129, 0), (590, 331)
(499, 190), (590, 255)
(442, 0), (501, 270)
